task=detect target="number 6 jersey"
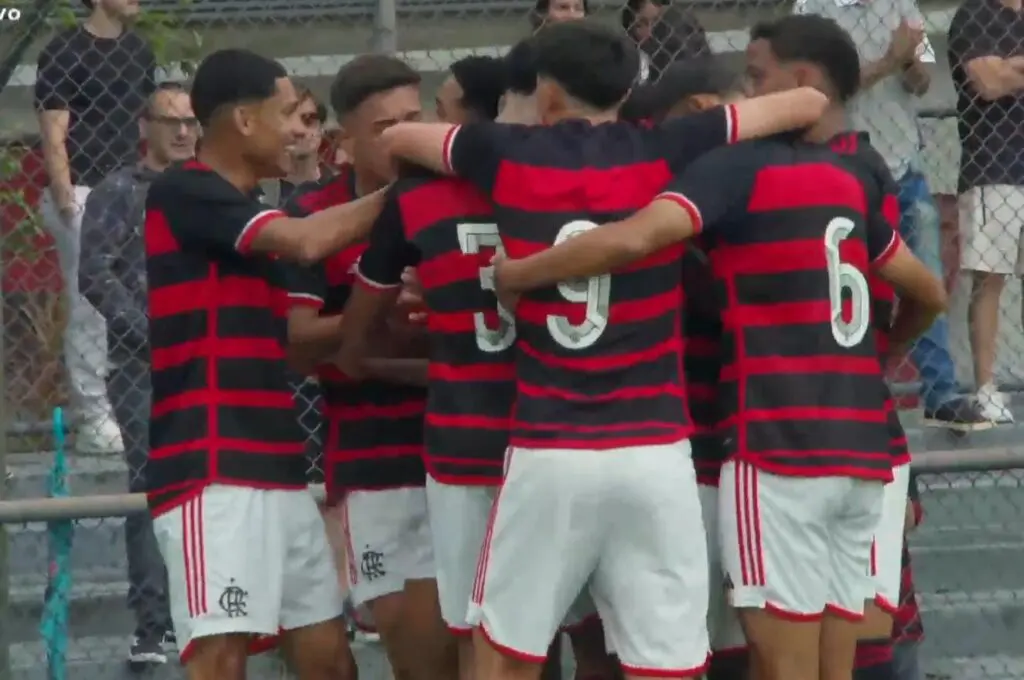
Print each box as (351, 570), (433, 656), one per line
(443, 106), (741, 449)
(356, 168), (514, 485)
(660, 137), (898, 481)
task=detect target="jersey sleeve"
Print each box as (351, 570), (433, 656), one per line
(356, 181), (422, 290)
(445, 122), (523, 193)
(656, 143), (758, 234)
(284, 261), (328, 309)
(864, 156), (903, 268)
(653, 105), (740, 174)
(150, 169), (286, 256)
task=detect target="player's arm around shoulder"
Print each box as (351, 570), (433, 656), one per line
(731, 87), (828, 140)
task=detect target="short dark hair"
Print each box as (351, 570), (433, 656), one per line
(450, 56), (506, 121)
(330, 54), (421, 118)
(619, 82), (660, 123)
(531, 20), (638, 110)
(190, 49), (286, 127)
(80, 0), (93, 8)
(655, 57), (743, 106)
(643, 5), (710, 81)
(505, 37), (539, 96)
(749, 15), (861, 102)
(529, 0), (589, 29)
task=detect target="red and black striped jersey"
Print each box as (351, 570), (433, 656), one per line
(355, 168), (512, 485)
(681, 246), (725, 485)
(444, 106), (739, 449)
(143, 160), (306, 515)
(284, 167), (426, 498)
(662, 137), (898, 480)
(830, 132), (911, 467)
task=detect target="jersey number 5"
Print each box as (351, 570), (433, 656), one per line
(457, 223), (516, 353)
(824, 217), (871, 348)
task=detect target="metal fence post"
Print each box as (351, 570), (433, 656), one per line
(0, 204), (11, 680)
(372, 0), (398, 54)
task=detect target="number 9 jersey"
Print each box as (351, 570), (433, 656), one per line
(443, 107), (740, 449)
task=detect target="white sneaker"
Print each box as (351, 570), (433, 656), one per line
(977, 383), (1014, 424)
(75, 417), (125, 454)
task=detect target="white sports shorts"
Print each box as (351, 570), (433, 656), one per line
(697, 483), (747, 652)
(339, 486), (435, 607)
(153, 484), (344, 660)
(468, 441), (710, 676)
(870, 463), (911, 612)
(719, 460), (884, 620)
(959, 184), (1024, 275)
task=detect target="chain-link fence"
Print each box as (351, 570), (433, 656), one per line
(2, 0), (1024, 676)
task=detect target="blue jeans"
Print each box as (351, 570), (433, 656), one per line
(898, 168), (959, 410)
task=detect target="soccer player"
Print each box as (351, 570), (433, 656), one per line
(488, 19), (948, 680)
(377, 19), (830, 680)
(282, 54), (451, 680)
(144, 49), (384, 680)
(742, 17), (946, 680)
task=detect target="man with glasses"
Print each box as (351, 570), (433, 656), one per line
(78, 81), (199, 669)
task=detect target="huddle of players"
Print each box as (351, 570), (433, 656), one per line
(140, 13), (946, 680)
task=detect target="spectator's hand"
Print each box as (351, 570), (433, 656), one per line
(887, 19), (924, 67)
(491, 252), (521, 315)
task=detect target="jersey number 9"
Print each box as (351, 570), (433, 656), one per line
(548, 221), (611, 351)
(824, 217), (871, 348)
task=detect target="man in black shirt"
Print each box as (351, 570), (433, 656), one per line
(35, 0), (155, 454)
(948, 0), (1024, 424)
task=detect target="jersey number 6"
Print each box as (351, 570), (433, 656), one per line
(824, 217), (871, 348)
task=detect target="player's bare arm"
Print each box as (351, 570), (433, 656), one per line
(494, 194), (701, 295)
(247, 187), (387, 263)
(380, 122), (458, 175)
(286, 308), (346, 375)
(334, 281), (403, 379)
(874, 238), (948, 353)
(729, 86), (829, 140)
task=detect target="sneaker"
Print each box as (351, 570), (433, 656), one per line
(977, 383), (1014, 424)
(75, 417), (124, 454)
(162, 630), (177, 649)
(127, 634), (167, 667)
(923, 397), (994, 432)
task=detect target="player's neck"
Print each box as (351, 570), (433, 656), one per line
(197, 144), (260, 194)
(352, 166), (386, 197)
(83, 10), (124, 39)
(544, 109), (619, 125)
(286, 156), (321, 185)
(801, 107), (846, 144)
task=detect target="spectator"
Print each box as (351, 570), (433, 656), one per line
(640, 4), (711, 81)
(260, 85), (331, 207)
(435, 55), (507, 123)
(77, 82), (198, 668)
(622, 0), (669, 44)
(530, 0), (587, 31)
(948, 0), (1024, 423)
(795, 0), (989, 430)
(35, 0), (155, 453)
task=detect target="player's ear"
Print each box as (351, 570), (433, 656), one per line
(686, 94), (720, 112)
(336, 123), (355, 160)
(536, 77), (564, 125)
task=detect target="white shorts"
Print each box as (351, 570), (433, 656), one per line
(339, 487), (435, 607)
(870, 463), (911, 612)
(697, 484), (747, 653)
(959, 185), (1024, 275)
(153, 485), (344, 659)
(469, 441), (710, 676)
(425, 476), (498, 633)
(719, 460), (884, 620)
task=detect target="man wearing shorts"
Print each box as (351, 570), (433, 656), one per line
(949, 0), (1024, 422)
(283, 54), (448, 680)
(144, 49), (385, 679)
